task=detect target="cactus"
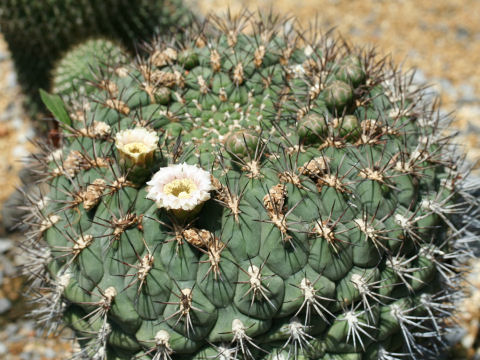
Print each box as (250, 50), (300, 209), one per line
(52, 38), (130, 99)
(23, 13), (478, 360)
(0, 0), (194, 115)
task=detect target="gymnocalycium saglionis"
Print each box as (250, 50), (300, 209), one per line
(22, 11), (480, 360)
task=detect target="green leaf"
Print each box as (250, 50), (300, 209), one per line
(39, 89), (71, 126)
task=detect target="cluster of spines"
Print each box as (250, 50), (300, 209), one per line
(19, 12), (479, 360)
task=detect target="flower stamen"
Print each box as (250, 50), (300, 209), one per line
(164, 179), (198, 199)
(124, 142), (149, 155)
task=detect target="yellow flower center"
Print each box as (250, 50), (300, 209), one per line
(124, 142), (148, 155)
(163, 178), (197, 199)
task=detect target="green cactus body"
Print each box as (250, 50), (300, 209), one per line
(25, 14), (475, 360)
(0, 0), (193, 114)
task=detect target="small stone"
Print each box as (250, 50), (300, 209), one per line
(17, 126), (35, 144)
(456, 26), (470, 40)
(0, 49), (8, 62)
(412, 69), (427, 84)
(0, 239), (13, 253)
(451, 327), (469, 346)
(459, 105), (480, 131)
(348, 25), (363, 36)
(0, 255), (15, 275)
(7, 72), (17, 88)
(22, 320), (35, 331)
(5, 323), (19, 336)
(0, 342), (7, 356)
(13, 145), (29, 159)
(44, 348), (57, 358)
(21, 352), (40, 360)
(0, 298), (12, 314)
(458, 83), (479, 104)
(436, 78), (457, 98)
(0, 102), (15, 123)
(11, 116), (23, 130)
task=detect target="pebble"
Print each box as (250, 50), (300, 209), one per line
(5, 323), (19, 336)
(406, 48), (420, 60)
(467, 116), (480, 134)
(460, 105), (480, 133)
(436, 78), (458, 98)
(16, 126), (35, 144)
(458, 83), (479, 104)
(456, 26), (471, 40)
(0, 297), (12, 315)
(22, 320), (35, 332)
(0, 256), (15, 276)
(0, 342), (7, 356)
(446, 326), (468, 345)
(13, 145), (30, 160)
(11, 116), (24, 130)
(0, 49), (8, 62)
(21, 352), (39, 360)
(412, 68), (427, 84)
(463, 105), (480, 117)
(0, 239), (13, 253)
(0, 102), (15, 123)
(44, 348), (58, 358)
(7, 71), (17, 88)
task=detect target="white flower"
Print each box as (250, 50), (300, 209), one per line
(146, 163), (213, 211)
(115, 127), (159, 165)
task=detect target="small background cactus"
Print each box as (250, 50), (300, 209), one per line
(0, 0), (194, 117)
(20, 11), (480, 360)
(51, 38), (130, 99)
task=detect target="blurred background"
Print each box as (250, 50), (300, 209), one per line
(0, 0), (479, 358)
